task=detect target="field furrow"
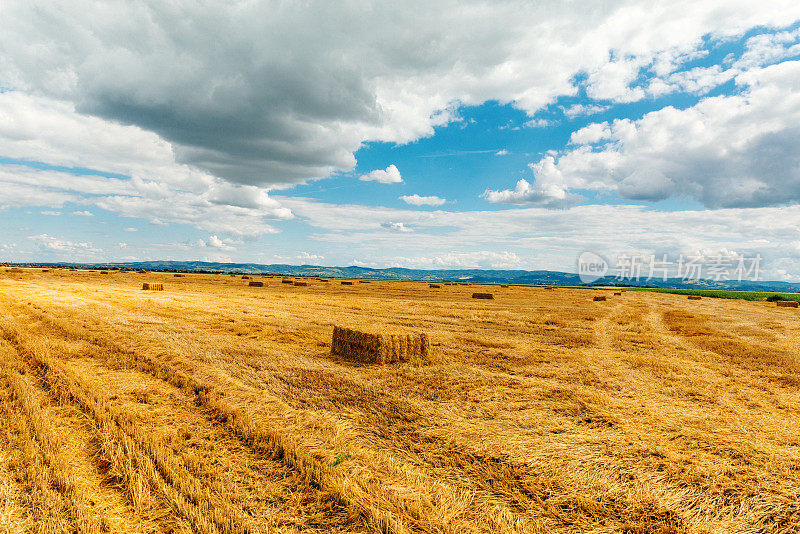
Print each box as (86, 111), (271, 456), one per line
(1, 271), (799, 533)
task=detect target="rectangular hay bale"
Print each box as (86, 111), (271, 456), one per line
(429, 284), (441, 288)
(293, 281), (308, 286)
(777, 300), (798, 308)
(331, 326), (430, 364)
(593, 296), (607, 301)
(472, 292), (493, 299)
(248, 281), (264, 287)
(688, 295), (702, 300)
(282, 279), (294, 284)
(142, 283), (164, 291)
(341, 281), (353, 285)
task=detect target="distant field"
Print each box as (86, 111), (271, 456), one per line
(1, 269), (799, 533)
(627, 287), (800, 301)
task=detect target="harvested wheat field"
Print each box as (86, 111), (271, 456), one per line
(1, 268), (799, 533)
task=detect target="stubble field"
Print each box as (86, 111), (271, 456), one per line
(0, 269), (798, 533)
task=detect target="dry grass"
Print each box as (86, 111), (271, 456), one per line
(0, 269), (799, 533)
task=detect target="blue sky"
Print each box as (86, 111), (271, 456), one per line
(1, 2), (800, 280)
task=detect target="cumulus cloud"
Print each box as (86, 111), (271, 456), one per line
(2, 1), (799, 190)
(0, 93), (294, 236)
(70, 210), (94, 217)
(617, 169), (676, 201)
(526, 60), (800, 207)
(399, 194), (447, 206)
(482, 155), (586, 208)
(359, 165), (403, 184)
(207, 235), (236, 251)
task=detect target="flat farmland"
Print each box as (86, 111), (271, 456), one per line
(1, 269), (799, 533)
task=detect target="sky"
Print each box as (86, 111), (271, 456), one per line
(1, 1), (800, 280)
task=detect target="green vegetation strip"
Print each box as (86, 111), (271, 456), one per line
(622, 287), (800, 302)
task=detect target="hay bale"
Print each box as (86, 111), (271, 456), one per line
(331, 326), (430, 364)
(429, 284), (441, 288)
(341, 281), (353, 285)
(248, 281), (264, 287)
(281, 278), (293, 284)
(500, 284), (509, 288)
(358, 280), (370, 283)
(593, 296), (607, 302)
(242, 275), (251, 279)
(614, 292), (622, 296)
(472, 292), (493, 299)
(100, 271), (109, 274)
(293, 281), (308, 287)
(688, 295), (702, 300)
(41, 269), (50, 272)
(544, 286), (556, 290)
(777, 300), (798, 308)
(142, 283), (164, 291)
(174, 274), (184, 277)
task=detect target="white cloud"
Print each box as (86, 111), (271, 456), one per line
(495, 149), (509, 156)
(483, 179), (566, 206)
(359, 164), (403, 184)
(27, 234), (100, 255)
(562, 104), (610, 118)
(388, 251), (525, 270)
(70, 210), (94, 217)
(124, 227), (138, 232)
(526, 60), (800, 207)
(2, 1), (798, 191)
(275, 196), (800, 278)
(41, 210), (61, 216)
(207, 235), (236, 251)
(0, 91), (293, 236)
(381, 221), (413, 232)
(297, 251), (324, 263)
(399, 194), (447, 206)
(522, 118), (551, 128)
(271, 251), (325, 264)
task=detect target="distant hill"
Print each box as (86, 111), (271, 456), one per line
(14, 260), (800, 293)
